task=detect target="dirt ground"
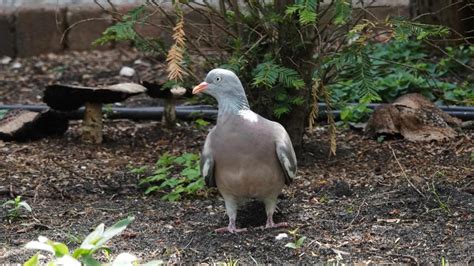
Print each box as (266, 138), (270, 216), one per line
(0, 50), (473, 264)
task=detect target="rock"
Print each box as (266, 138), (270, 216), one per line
(275, 233), (289, 240)
(119, 66), (136, 77)
(0, 109), (69, 142)
(1, 56), (12, 64)
(365, 93), (461, 142)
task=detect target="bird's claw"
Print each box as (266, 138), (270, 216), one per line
(215, 226), (247, 234)
(259, 221), (289, 230)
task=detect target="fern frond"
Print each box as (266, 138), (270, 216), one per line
(356, 50), (380, 102)
(333, 0), (351, 25)
(166, 10), (186, 82)
(252, 62), (305, 89)
(391, 19), (450, 41)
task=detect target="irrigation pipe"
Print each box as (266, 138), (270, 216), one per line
(0, 104), (473, 121)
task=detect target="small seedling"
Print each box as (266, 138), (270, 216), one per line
(429, 182), (450, 214)
(194, 118), (210, 128)
(216, 257), (239, 266)
(377, 135), (386, 143)
(285, 228), (307, 253)
(2, 196), (32, 221)
(24, 216), (138, 266)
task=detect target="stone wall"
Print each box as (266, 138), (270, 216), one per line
(0, 1), (410, 58)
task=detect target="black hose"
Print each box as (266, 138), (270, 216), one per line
(0, 104), (473, 120)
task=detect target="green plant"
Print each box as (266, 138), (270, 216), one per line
(2, 196), (32, 221)
(429, 182), (450, 214)
(284, 228), (307, 252)
(94, 1), (470, 154)
(22, 216), (157, 266)
(331, 40), (473, 122)
(138, 152), (205, 201)
(194, 118), (210, 128)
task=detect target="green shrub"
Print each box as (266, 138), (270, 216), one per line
(136, 152), (205, 201)
(331, 41), (473, 122)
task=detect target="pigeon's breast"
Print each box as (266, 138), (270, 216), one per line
(211, 115), (285, 199)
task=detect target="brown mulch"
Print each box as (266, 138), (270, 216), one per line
(0, 50), (473, 264)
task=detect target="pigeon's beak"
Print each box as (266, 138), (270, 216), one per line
(192, 82), (208, 94)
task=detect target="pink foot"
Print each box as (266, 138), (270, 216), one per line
(257, 221), (289, 230)
(215, 226), (247, 234)
(266, 221), (289, 229)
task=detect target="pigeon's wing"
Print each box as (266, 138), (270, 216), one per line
(275, 126), (297, 185)
(201, 131), (216, 187)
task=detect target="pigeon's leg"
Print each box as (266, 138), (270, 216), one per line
(215, 196), (247, 233)
(263, 197), (289, 229)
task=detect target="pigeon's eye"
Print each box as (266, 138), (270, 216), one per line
(216, 77), (222, 83)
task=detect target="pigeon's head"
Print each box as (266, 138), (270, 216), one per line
(192, 68), (246, 101)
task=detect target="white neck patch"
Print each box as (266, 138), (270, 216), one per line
(238, 109), (258, 123)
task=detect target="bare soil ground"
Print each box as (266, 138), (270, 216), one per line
(0, 50), (473, 264)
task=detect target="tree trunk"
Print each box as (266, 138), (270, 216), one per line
(274, 0), (315, 156)
(82, 102), (103, 144)
(410, 0), (474, 39)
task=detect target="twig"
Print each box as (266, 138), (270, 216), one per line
(344, 198), (367, 231)
(424, 40), (474, 72)
(60, 17), (114, 44)
(389, 144), (425, 198)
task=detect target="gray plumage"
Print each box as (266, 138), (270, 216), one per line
(193, 68), (297, 233)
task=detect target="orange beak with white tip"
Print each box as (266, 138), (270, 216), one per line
(192, 82), (208, 94)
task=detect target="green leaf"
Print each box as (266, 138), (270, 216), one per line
(81, 254), (101, 266)
(95, 216), (135, 248)
(25, 238), (54, 254)
(144, 186), (160, 194)
(52, 242), (70, 257)
(296, 236), (307, 246)
(18, 201), (32, 212)
(334, 0), (351, 25)
(80, 223), (105, 250)
(130, 166), (148, 174)
(299, 8), (317, 25)
(157, 153), (176, 167)
(161, 192), (181, 201)
(285, 242), (297, 249)
(195, 118), (210, 127)
(273, 106), (290, 118)
(23, 253), (39, 266)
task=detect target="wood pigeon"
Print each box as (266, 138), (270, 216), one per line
(193, 69), (297, 233)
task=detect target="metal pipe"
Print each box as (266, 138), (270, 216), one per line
(0, 104), (473, 120)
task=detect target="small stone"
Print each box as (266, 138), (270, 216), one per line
(119, 66), (136, 77)
(1, 56), (12, 64)
(12, 62), (22, 69)
(275, 233), (288, 240)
